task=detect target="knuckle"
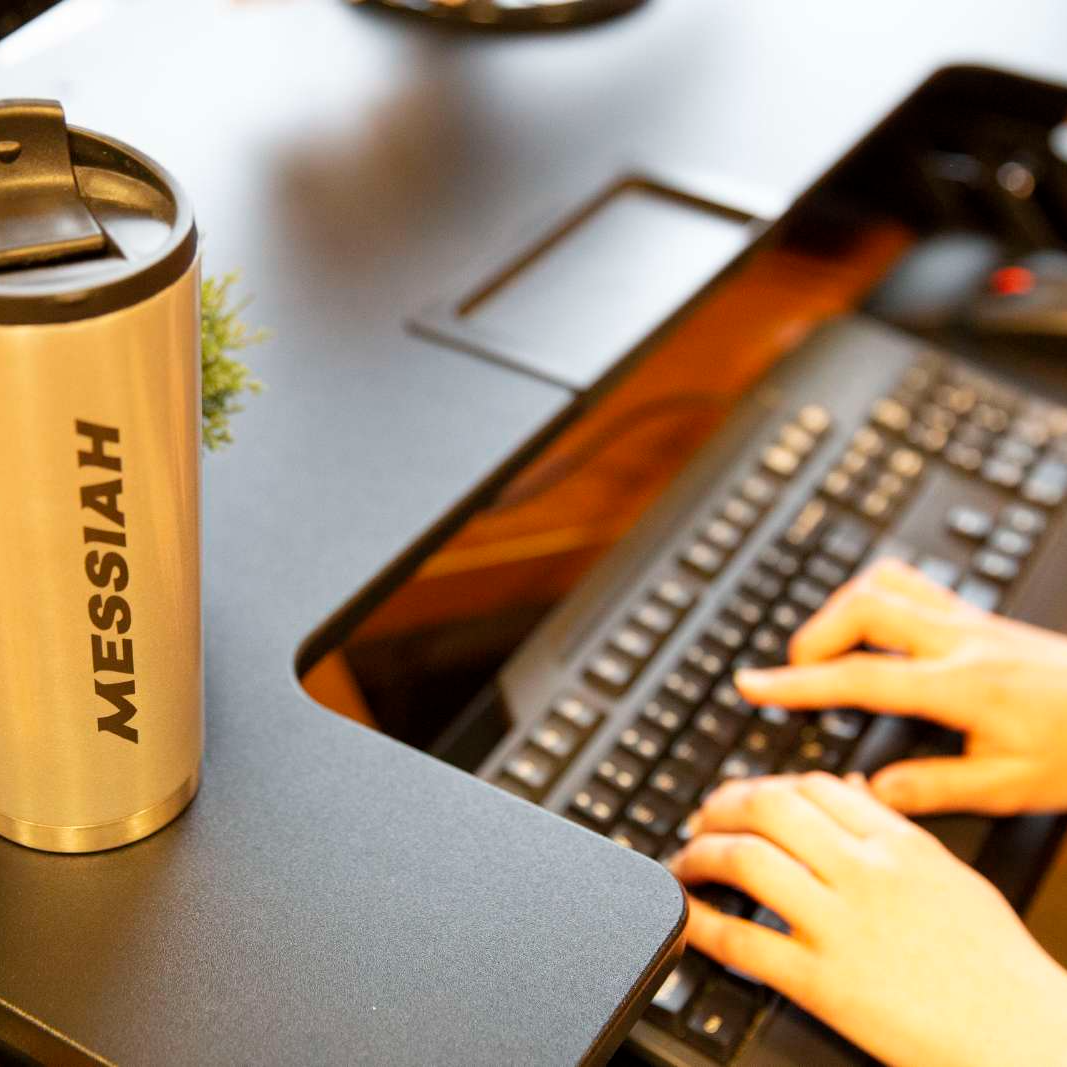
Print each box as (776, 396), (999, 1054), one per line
(746, 785), (788, 826)
(726, 836), (770, 882)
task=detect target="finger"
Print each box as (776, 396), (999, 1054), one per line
(735, 654), (973, 730)
(685, 896), (813, 995)
(694, 777), (857, 884)
(871, 756), (1033, 816)
(671, 833), (833, 935)
(788, 585), (962, 665)
(795, 771), (908, 836)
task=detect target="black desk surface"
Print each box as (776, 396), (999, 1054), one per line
(2, 1), (1067, 1063)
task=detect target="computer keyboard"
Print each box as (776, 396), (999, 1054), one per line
(476, 315), (1067, 1066)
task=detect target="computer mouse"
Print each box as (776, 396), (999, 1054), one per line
(866, 231), (1004, 331)
(968, 249), (1067, 338)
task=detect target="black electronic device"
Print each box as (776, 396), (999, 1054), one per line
(477, 312), (1067, 1065)
(354, 0), (647, 31)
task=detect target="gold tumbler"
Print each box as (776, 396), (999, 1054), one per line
(0, 100), (202, 852)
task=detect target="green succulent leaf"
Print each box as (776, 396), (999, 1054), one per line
(201, 272), (268, 450)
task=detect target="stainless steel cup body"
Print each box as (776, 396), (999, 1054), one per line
(0, 101), (202, 851)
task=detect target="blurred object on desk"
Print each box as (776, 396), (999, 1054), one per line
(353, 0), (648, 31)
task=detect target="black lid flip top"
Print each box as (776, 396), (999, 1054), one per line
(0, 99), (197, 325)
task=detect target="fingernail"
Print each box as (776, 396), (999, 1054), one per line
(683, 811), (703, 838)
(735, 668), (768, 689)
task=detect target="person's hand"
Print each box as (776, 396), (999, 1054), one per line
(734, 558), (1067, 816)
(673, 773), (1067, 1067)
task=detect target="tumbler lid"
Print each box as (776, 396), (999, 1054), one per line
(0, 100), (197, 325)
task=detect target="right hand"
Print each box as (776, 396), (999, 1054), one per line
(735, 558), (1067, 817)
(675, 773), (1067, 1067)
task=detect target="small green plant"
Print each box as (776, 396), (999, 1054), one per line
(201, 272), (267, 450)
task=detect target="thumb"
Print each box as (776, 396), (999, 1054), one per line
(870, 756), (1030, 816)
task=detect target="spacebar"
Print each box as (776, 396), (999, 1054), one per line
(844, 716), (923, 777)
(844, 717), (992, 865)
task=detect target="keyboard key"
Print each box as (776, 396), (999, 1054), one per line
(717, 750), (771, 782)
(817, 708), (867, 741)
(720, 496), (760, 530)
(770, 600), (808, 634)
(888, 447), (925, 481)
(972, 403), (1010, 434)
(850, 425), (885, 457)
(552, 695), (602, 732)
(627, 790), (681, 837)
(634, 600), (677, 636)
(663, 667), (711, 708)
(683, 641), (728, 679)
(610, 625), (656, 663)
(805, 554), (849, 589)
(724, 593), (765, 628)
(610, 823), (659, 856)
(989, 527), (1033, 558)
(647, 952), (710, 1034)
(780, 734), (845, 773)
(797, 404), (831, 436)
(973, 549), (1020, 584)
(596, 749), (645, 793)
(946, 505), (994, 541)
(782, 498), (828, 552)
(917, 556), (961, 588)
(531, 717), (581, 760)
(944, 441), (983, 472)
(779, 423), (816, 456)
(918, 403), (955, 434)
(821, 468), (855, 502)
(620, 722), (669, 763)
(907, 423), (948, 454)
(759, 543), (802, 579)
(702, 519), (743, 553)
(981, 457), (1024, 490)
(1001, 504), (1047, 537)
(706, 618), (747, 652)
(762, 443), (800, 477)
(871, 397), (910, 432)
(788, 577), (829, 614)
(503, 748), (556, 797)
(685, 982), (760, 1062)
(693, 706), (746, 748)
(859, 490), (892, 520)
(739, 568), (784, 603)
(654, 577), (696, 612)
(681, 540), (725, 579)
(750, 626), (787, 664)
(1022, 458), (1067, 507)
(672, 729), (728, 774)
(954, 421), (992, 451)
(643, 694), (688, 734)
(995, 438), (1037, 468)
(649, 760), (701, 806)
(570, 782), (624, 828)
(820, 519), (871, 567)
(956, 576), (1001, 612)
(739, 474), (778, 509)
(711, 681), (753, 716)
(585, 651), (637, 695)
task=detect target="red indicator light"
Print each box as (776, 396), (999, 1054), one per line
(990, 265), (1035, 296)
